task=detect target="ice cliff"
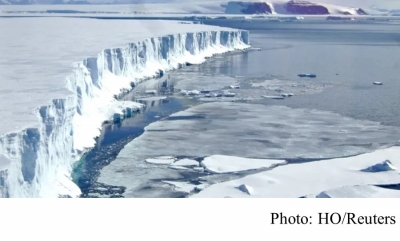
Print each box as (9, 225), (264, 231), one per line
(0, 29), (249, 198)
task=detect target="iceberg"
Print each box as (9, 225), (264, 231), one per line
(0, 17), (249, 198)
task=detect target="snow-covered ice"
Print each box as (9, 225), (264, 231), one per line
(0, 155), (11, 171)
(0, 17), (249, 197)
(201, 155), (285, 173)
(168, 166), (190, 170)
(191, 147), (400, 198)
(137, 96), (168, 101)
(237, 184), (253, 195)
(145, 156), (176, 165)
(162, 181), (198, 194)
(360, 160), (397, 173)
(305, 185), (400, 198)
(104, 101), (144, 120)
(171, 158), (199, 167)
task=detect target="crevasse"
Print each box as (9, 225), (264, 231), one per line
(0, 30), (250, 198)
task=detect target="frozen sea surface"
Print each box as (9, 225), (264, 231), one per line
(191, 147), (400, 198)
(97, 101), (400, 197)
(305, 185), (400, 198)
(102, 102), (400, 160)
(0, 17), (240, 136)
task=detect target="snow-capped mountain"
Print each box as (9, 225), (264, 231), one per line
(225, 1), (367, 15)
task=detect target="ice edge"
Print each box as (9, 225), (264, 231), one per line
(0, 29), (250, 198)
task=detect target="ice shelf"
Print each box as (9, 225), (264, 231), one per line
(0, 17), (249, 197)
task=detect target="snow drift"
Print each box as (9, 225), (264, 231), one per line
(0, 28), (249, 198)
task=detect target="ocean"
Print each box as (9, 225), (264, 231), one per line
(73, 20), (400, 197)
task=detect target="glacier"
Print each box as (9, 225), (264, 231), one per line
(0, 17), (249, 198)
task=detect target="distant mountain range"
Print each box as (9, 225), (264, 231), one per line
(224, 1), (367, 15)
(0, 0), (89, 4)
(0, 0), (390, 16)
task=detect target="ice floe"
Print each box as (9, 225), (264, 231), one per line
(201, 155), (285, 174)
(191, 147), (400, 198)
(145, 156), (176, 165)
(162, 181), (198, 194)
(168, 166), (189, 170)
(305, 185), (400, 198)
(171, 158), (199, 167)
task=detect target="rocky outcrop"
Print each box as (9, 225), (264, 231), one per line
(285, 0), (329, 15)
(225, 1), (273, 14)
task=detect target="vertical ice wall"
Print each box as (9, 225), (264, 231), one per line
(0, 30), (250, 198)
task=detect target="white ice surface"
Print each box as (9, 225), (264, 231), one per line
(55, 171), (82, 198)
(360, 160), (397, 172)
(201, 155), (285, 173)
(105, 101), (144, 118)
(162, 181), (198, 193)
(137, 96), (168, 101)
(305, 185), (400, 198)
(0, 154), (11, 171)
(191, 147), (400, 198)
(237, 184), (253, 195)
(168, 166), (189, 170)
(145, 156), (176, 165)
(171, 158), (199, 167)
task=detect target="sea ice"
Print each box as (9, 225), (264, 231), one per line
(171, 158), (199, 167)
(237, 184), (253, 195)
(305, 185), (400, 198)
(201, 155), (285, 173)
(145, 90), (157, 95)
(168, 166), (190, 170)
(191, 147), (400, 198)
(145, 156), (176, 165)
(137, 96), (168, 101)
(162, 181), (198, 194)
(360, 160), (397, 173)
(97, 102), (400, 197)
